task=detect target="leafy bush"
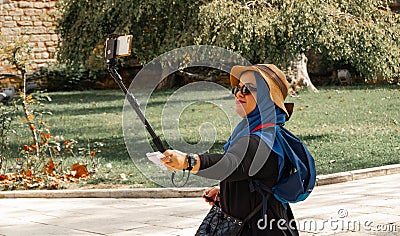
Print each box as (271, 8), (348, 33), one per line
(56, 0), (205, 71)
(56, 0), (399, 82)
(31, 64), (93, 91)
(196, 0), (400, 81)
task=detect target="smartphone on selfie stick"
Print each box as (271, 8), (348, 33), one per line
(105, 34), (166, 153)
(105, 35), (191, 187)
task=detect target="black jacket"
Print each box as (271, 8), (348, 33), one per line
(198, 134), (299, 236)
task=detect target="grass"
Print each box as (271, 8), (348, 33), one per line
(3, 85), (400, 188)
(284, 85), (400, 175)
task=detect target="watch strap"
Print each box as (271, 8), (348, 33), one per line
(186, 153), (197, 171)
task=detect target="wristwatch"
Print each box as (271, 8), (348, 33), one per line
(186, 153), (197, 171)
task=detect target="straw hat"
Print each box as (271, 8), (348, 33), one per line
(230, 64), (293, 118)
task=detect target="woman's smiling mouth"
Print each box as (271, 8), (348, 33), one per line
(236, 99), (246, 104)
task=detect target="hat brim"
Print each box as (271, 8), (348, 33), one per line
(230, 65), (289, 118)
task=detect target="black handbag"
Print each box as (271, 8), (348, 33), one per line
(195, 203), (262, 236)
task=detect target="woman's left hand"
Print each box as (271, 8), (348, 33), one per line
(161, 149), (188, 171)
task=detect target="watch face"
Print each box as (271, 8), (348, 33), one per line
(187, 153), (197, 169)
(190, 156), (197, 166)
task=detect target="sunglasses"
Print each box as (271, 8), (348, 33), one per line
(232, 84), (257, 96)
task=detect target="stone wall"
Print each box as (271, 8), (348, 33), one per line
(0, 0), (59, 75)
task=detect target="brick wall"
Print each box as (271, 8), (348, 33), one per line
(0, 0), (59, 74)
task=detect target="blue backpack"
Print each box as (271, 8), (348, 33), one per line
(249, 125), (316, 210)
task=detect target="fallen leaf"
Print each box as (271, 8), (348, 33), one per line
(119, 173), (128, 181)
(0, 175), (8, 181)
(49, 181), (59, 190)
(26, 182), (39, 189)
(43, 157), (56, 176)
(22, 170), (33, 177)
(70, 163), (88, 178)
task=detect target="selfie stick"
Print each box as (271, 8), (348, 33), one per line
(106, 35), (166, 153)
(106, 35), (190, 187)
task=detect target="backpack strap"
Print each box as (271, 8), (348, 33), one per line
(243, 201), (263, 224)
(248, 178), (277, 219)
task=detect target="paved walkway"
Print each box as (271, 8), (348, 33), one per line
(1, 174), (400, 236)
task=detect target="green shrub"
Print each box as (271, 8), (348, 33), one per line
(56, 0), (399, 82)
(32, 64), (93, 91)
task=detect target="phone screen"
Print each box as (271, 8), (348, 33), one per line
(116, 35), (133, 57)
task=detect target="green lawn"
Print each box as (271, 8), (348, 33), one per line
(284, 86), (399, 175)
(3, 85), (400, 188)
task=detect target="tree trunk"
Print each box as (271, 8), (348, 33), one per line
(285, 53), (319, 94)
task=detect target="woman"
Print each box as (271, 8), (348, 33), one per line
(161, 64), (299, 235)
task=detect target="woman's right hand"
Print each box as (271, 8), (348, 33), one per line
(202, 186), (220, 205)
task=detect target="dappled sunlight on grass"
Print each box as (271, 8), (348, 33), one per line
(285, 85), (400, 175)
(4, 86), (399, 187)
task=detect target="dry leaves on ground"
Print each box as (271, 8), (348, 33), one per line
(0, 162), (92, 191)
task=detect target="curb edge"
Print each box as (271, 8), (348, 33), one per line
(1, 164), (400, 199)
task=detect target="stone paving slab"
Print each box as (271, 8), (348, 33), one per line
(1, 174), (400, 235)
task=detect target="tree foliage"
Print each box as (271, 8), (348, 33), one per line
(57, 0), (399, 81)
(56, 0), (206, 71)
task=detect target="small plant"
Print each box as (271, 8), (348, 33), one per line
(0, 36), (104, 190)
(0, 89), (104, 190)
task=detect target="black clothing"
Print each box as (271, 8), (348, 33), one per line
(198, 135), (299, 236)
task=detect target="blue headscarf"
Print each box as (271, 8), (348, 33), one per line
(223, 72), (286, 158)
